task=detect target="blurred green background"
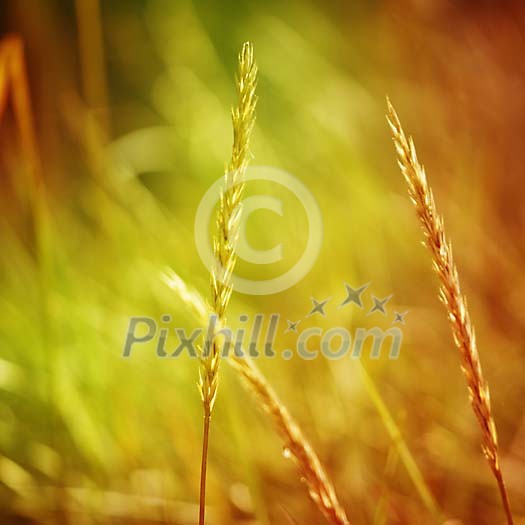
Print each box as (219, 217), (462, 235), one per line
(0, 1), (524, 524)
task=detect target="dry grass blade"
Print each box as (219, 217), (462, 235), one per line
(387, 98), (514, 525)
(164, 270), (350, 525)
(0, 34), (42, 183)
(198, 42), (258, 525)
(0, 34), (50, 272)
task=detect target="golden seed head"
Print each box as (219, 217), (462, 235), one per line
(200, 42), (258, 410)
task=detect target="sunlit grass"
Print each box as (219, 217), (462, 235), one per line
(0, 1), (524, 524)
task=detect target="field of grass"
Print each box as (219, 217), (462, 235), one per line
(0, 1), (524, 524)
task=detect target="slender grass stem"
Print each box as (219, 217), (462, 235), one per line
(358, 362), (441, 522)
(199, 409), (211, 525)
(198, 42), (257, 524)
(495, 468), (514, 525)
(164, 269), (351, 525)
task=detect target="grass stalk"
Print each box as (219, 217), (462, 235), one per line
(358, 362), (441, 521)
(198, 42), (258, 525)
(387, 98), (514, 525)
(163, 270), (351, 525)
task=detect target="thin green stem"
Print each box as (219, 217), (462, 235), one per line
(199, 409), (211, 525)
(358, 362), (442, 522)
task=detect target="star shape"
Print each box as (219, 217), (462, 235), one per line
(393, 311), (408, 325)
(307, 297), (330, 317)
(338, 282), (370, 309)
(367, 295), (392, 316)
(285, 320), (301, 333)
